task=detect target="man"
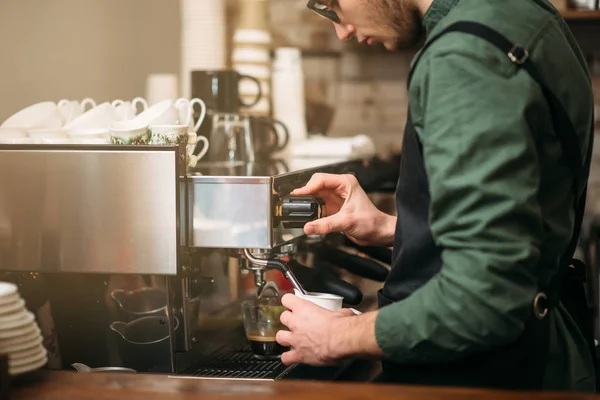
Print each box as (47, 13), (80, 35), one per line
(275, 0), (597, 392)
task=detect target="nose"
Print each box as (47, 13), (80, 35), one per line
(334, 23), (356, 41)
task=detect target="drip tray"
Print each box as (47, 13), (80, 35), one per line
(183, 343), (294, 381)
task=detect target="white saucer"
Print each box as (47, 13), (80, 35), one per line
(0, 310), (34, 329)
(0, 321), (38, 340)
(0, 293), (20, 307)
(0, 298), (25, 316)
(0, 332), (42, 353)
(9, 355), (47, 376)
(0, 308), (30, 324)
(0, 313), (36, 338)
(10, 345), (47, 367)
(11, 343), (43, 358)
(0, 282), (17, 299)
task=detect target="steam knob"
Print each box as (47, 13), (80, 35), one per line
(275, 195), (325, 229)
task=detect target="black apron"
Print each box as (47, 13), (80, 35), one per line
(376, 22), (595, 390)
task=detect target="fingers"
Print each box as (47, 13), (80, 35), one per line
(281, 349), (302, 366)
(304, 213), (346, 236)
(280, 310), (293, 328)
(291, 173), (346, 196)
(276, 330), (293, 347)
(281, 293), (304, 310)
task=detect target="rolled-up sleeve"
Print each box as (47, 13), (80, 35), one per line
(375, 50), (545, 363)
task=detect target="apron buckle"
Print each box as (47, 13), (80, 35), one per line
(533, 292), (549, 320)
(508, 45), (529, 65)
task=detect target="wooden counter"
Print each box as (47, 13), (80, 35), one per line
(9, 371), (600, 400)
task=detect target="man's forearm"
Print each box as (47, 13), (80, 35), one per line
(329, 311), (384, 360)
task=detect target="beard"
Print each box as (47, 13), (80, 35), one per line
(366, 0), (425, 50)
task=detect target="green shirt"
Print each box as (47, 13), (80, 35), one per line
(374, 0), (595, 391)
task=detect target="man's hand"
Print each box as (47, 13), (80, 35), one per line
(276, 294), (383, 366)
(292, 173), (396, 247)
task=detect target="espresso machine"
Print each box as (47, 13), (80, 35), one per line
(0, 143), (397, 381)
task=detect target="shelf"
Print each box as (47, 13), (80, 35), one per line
(561, 9), (600, 20)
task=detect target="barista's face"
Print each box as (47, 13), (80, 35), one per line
(325, 0), (424, 51)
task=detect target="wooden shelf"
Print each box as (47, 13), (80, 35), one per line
(561, 9), (600, 20)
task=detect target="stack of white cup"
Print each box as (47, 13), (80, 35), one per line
(180, 0), (227, 99)
(0, 101), (64, 143)
(232, 0), (272, 116)
(272, 47), (308, 151)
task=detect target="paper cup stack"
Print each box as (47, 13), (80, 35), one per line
(180, 0), (227, 99)
(0, 282), (47, 376)
(232, 0), (272, 116)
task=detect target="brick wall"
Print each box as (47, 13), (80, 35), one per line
(269, 1), (600, 158)
(269, 0), (413, 155)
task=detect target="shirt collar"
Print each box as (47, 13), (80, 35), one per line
(422, 0), (461, 34)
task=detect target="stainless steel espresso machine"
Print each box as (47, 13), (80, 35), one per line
(0, 143), (393, 381)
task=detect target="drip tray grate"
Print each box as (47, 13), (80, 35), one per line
(186, 344), (292, 380)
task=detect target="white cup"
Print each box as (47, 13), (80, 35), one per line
(150, 124), (209, 166)
(68, 128), (110, 143)
(58, 98), (96, 125)
(109, 120), (150, 145)
(28, 128), (69, 139)
(149, 124), (186, 143)
(1, 101), (62, 129)
(40, 138), (73, 144)
(293, 290), (361, 314)
(175, 98), (206, 133)
(80, 98), (96, 110)
(186, 134), (210, 168)
(111, 100), (134, 121)
(64, 102), (117, 130)
(0, 137), (37, 144)
(0, 127), (28, 139)
(111, 97), (149, 121)
(133, 99), (178, 126)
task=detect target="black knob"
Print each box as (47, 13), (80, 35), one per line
(275, 195), (325, 229)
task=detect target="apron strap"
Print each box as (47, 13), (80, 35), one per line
(407, 20), (592, 305)
(405, 20), (595, 378)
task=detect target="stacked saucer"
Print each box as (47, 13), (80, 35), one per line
(0, 282), (47, 376)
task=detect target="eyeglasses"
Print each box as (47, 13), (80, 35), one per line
(306, 0), (341, 24)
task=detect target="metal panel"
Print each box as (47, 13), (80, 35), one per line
(189, 177), (273, 249)
(187, 158), (364, 249)
(0, 146), (179, 275)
